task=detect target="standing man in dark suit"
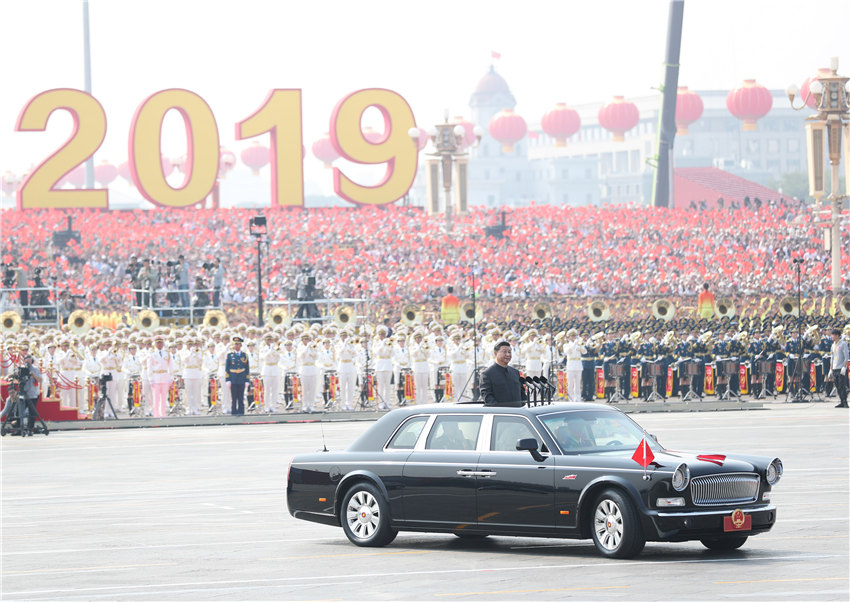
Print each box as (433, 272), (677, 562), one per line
(480, 341), (527, 407)
(225, 336), (250, 416)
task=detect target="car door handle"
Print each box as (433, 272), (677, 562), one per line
(476, 470), (497, 478)
(456, 469), (477, 477)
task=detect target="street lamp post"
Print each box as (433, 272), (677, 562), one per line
(408, 113), (482, 233)
(249, 214), (268, 327)
(787, 57), (850, 294)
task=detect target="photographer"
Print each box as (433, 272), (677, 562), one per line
(30, 267), (52, 319)
(0, 355), (43, 435)
(194, 276), (210, 308)
(212, 258), (224, 307)
(127, 255), (143, 306)
(57, 290), (75, 325)
(176, 255), (190, 309)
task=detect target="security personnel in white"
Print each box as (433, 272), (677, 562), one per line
(147, 335), (174, 418)
(336, 331), (358, 410)
(373, 327), (394, 410)
(563, 330), (587, 403)
(181, 340), (204, 415)
(260, 336), (281, 413)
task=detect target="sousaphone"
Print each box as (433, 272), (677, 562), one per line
(68, 309), (92, 334)
(651, 299), (676, 321)
(334, 306), (357, 328)
(268, 306), (291, 328)
(532, 303), (551, 320)
(714, 298), (735, 319)
(778, 296), (799, 317)
(0, 310), (21, 333)
(459, 301), (482, 323)
(137, 309), (160, 332)
(840, 295), (850, 318)
(401, 304), (423, 327)
(203, 309), (227, 328)
(587, 300), (610, 322)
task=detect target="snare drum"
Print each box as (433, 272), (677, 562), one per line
(436, 367), (449, 390)
(683, 360), (704, 377)
(716, 358), (738, 376)
(323, 370), (338, 402)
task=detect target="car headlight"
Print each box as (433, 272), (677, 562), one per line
(766, 458), (783, 485)
(671, 462), (690, 492)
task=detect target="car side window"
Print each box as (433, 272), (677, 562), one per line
(491, 416), (542, 452)
(425, 416), (482, 451)
(386, 416), (429, 450)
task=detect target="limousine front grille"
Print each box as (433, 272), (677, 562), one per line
(690, 473), (759, 506)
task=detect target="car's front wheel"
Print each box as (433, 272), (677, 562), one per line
(341, 482), (397, 547)
(590, 488), (646, 559)
(700, 536), (748, 551)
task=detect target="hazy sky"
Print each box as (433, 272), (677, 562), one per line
(2, 0), (847, 194)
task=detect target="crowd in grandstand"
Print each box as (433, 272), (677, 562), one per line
(1, 198), (847, 322)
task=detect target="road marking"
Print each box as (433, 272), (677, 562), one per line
(1, 537), (340, 556)
(263, 550), (433, 560)
(437, 585), (630, 597)
(3, 561), (172, 576)
(715, 577), (849, 585)
(7, 554), (848, 597)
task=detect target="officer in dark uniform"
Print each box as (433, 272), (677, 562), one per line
(581, 334), (600, 401)
(225, 336), (250, 416)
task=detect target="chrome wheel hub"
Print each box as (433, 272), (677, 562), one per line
(346, 490), (380, 540)
(594, 499), (624, 550)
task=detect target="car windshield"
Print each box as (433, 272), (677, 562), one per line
(539, 410), (660, 454)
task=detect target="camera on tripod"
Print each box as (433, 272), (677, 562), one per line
(99, 373), (113, 388)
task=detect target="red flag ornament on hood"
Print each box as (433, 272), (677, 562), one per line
(631, 437), (655, 468)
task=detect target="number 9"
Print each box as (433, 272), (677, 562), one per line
(330, 89), (417, 206)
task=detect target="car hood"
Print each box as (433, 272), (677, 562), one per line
(655, 449), (766, 476)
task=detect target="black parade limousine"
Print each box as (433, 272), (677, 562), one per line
(286, 403), (781, 558)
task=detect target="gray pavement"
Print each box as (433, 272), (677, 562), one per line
(1, 401), (848, 601)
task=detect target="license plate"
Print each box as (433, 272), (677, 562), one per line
(723, 509), (752, 532)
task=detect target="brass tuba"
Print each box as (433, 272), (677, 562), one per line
(203, 309), (227, 329)
(0, 310), (21, 333)
(532, 303), (551, 320)
(137, 309), (160, 332)
(68, 309), (92, 334)
(651, 299), (676, 321)
(401, 304), (423, 327)
(267, 306), (291, 328)
(334, 306), (357, 328)
(778, 296), (799, 317)
(459, 301), (482, 323)
(587, 300), (610, 322)
(714, 298), (735, 319)
(839, 295), (850, 318)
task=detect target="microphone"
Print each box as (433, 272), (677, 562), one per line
(532, 376), (554, 402)
(537, 375), (558, 392)
(519, 376), (539, 404)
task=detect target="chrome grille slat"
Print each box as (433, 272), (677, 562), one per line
(690, 473), (759, 506)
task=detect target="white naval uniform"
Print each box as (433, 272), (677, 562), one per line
(410, 342), (430, 404)
(216, 343), (231, 414)
(297, 344), (319, 412)
(147, 348), (174, 418)
(57, 348), (84, 413)
(181, 348), (204, 414)
(336, 340), (358, 410)
(98, 350), (122, 415)
(373, 338), (394, 409)
(202, 349), (220, 409)
(261, 345), (281, 412)
(393, 343), (410, 404)
(428, 343), (447, 402)
(122, 352), (144, 412)
(523, 340), (545, 378)
(563, 340), (587, 402)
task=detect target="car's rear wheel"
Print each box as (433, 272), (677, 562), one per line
(700, 536), (748, 551)
(341, 483), (397, 547)
(590, 488), (645, 559)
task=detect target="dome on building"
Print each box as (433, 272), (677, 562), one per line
(469, 65), (516, 109)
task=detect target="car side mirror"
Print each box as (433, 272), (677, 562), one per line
(516, 438), (545, 462)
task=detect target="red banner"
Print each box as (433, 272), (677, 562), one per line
(209, 376), (218, 407)
(810, 361), (817, 393)
(704, 365), (715, 395)
(595, 367), (605, 398)
(775, 362), (784, 393)
(168, 382), (178, 407)
(132, 379), (142, 407)
(253, 377), (264, 408)
(739, 364), (749, 395)
(88, 380), (98, 412)
(666, 366), (674, 397)
(630, 365), (640, 398)
(403, 373), (414, 401)
(557, 371), (567, 398)
(293, 376), (302, 402)
(445, 373), (453, 401)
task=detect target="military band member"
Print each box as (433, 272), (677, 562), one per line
(448, 331), (471, 403)
(260, 334), (281, 413)
(429, 335), (447, 403)
(297, 333), (319, 412)
(98, 340), (121, 417)
(225, 336), (249, 416)
(373, 326), (394, 410)
(57, 338), (85, 414)
(280, 339), (297, 409)
(148, 334), (174, 418)
(409, 331), (430, 405)
(123, 343), (144, 413)
(336, 330), (358, 411)
(393, 333), (411, 405)
(181, 339), (204, 415)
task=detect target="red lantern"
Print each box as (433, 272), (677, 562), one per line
(94, 161), (118, 186)
(219, 147), (236, 178)
(598, 96), (639, 142)
(362, 126), (385, 144)
(160, 156), (174, 178)
(726, 79), (772, 131)
(541, 102), (581, 146)
(117, 161), (132, 184)
(413, 126), (429, 151)
(800, 67), (832, 109)
(451, 116), (477, 148)
(59, 165), (85, 188)
(241, 141), (270, 175)
(675, 87), (703, 135)
(312, 133), (339, 168)
(2, 172), (20, 195)
(488, 109), (527, 152)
